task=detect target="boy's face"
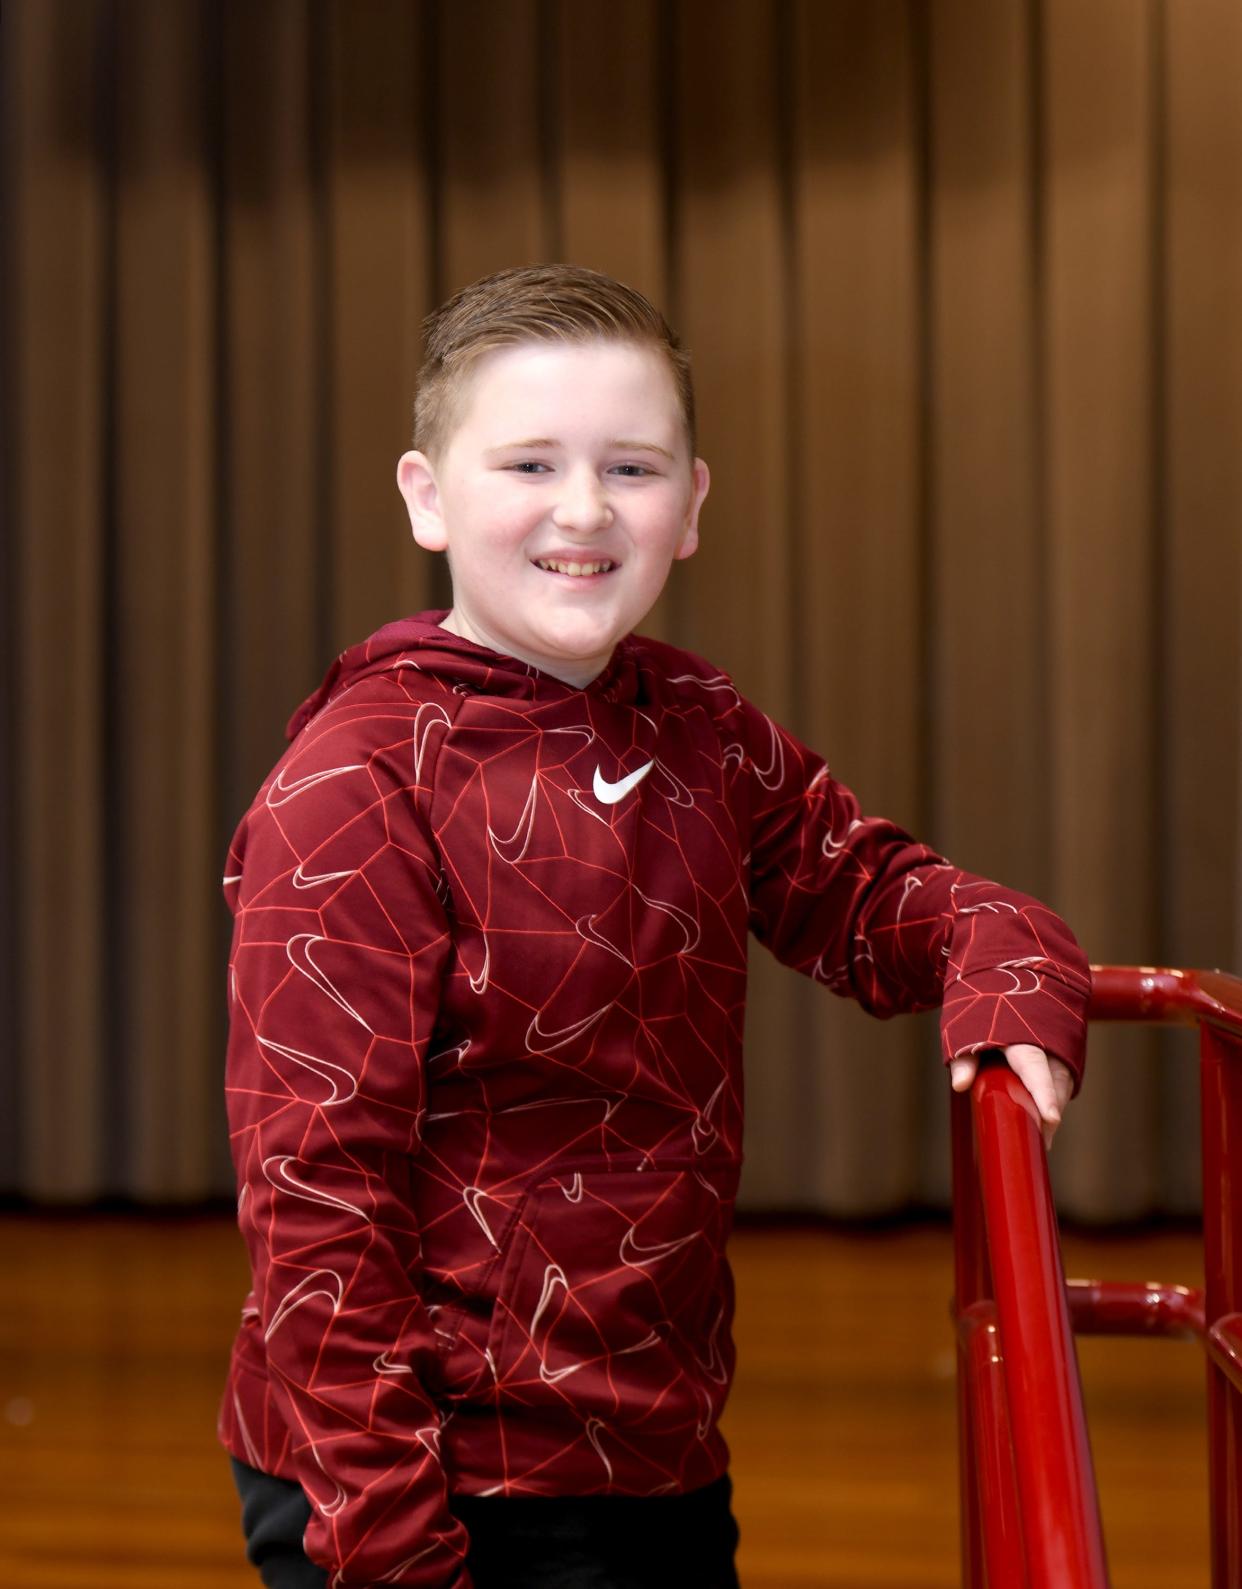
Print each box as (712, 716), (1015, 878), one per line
(397, 340), (710, 686)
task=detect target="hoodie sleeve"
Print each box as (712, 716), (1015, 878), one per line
(740, 699), (1091, 1087)
(224, 695), (472, 1588)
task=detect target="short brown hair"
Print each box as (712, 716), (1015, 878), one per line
(413, 263), (696, 460)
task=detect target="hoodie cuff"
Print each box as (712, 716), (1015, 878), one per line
(939, 964), (1091, 1094)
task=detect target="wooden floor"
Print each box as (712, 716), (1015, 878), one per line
(0, 1215), (1208, 1587)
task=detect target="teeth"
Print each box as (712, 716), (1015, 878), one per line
(535, 559), (614, 576)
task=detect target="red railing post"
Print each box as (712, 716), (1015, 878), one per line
(952, 1062), (1108, 1587)
(972, 1062), (1110, 1588)
(954, 966), (1242, 1585)
(1201, 1021), (1242, 1588)
(959, 1300), (1028, 1586)
(951, 1089), (993, 1589)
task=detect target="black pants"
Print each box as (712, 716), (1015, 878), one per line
(230, 1456), (741, 1589)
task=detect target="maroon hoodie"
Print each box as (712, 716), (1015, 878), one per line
(217, 612), (1090, 1588)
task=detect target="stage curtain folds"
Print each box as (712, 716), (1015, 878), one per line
(4, 0), (1239, 1216)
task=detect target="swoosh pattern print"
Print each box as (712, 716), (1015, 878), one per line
(219, 613), (1090, 1588)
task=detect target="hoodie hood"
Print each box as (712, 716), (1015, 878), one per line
(285, 610), (644, 741)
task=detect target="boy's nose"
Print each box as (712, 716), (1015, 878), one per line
(551, 474), (613, 533)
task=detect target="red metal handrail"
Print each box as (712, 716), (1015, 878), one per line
(952, 963), (1242, 1588)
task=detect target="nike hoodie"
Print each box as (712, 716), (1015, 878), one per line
(217, 612), (1091, 1588)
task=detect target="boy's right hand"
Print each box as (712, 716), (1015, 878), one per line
(950, 1045), (1075, 1150)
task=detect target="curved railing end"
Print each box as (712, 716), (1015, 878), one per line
(1087, 964), (1242, 1034)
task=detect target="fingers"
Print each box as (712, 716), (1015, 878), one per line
(952, 1045), (1074, 1150)
(1003, 1042), (1058, 1116)
(949, 1056), (977, 1092)
(1051, 1057), (1075, 1115)
(1003, 1043), (1064, 1149)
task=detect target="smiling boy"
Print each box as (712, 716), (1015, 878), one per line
(397, 338), (710, 687)
(219, 264), (1088, 1589)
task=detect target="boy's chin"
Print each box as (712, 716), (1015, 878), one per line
(535, 608), (632, 652)
(528, 628), (628, 679)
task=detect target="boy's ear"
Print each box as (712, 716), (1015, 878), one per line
(674, 457), (711, 562)
(396, 450), (448, 553)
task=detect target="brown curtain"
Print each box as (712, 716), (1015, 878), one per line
(4, 0), (1239, 1217)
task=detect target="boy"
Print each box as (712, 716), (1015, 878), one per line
(219, 264), (1087, 1589)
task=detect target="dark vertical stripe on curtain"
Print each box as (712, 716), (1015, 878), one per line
(114, 0), (221, 1200)
(1161, 0), (1242, 1209)
(8, 0), (111, 1199)
(910, 0), (944, 1204)
(674, 0), (806, 1204)
(207, 0), (232, 1200)
(1043, 0), (1162, 1217)
(924, 0), (1050, 1205)
(789, 1), (929, 1211)
(100, 0), (124, 1198)
(4, 0), (1239, 1213)
(0, 0), (19, 1194)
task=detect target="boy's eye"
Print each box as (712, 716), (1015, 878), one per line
(610, 463), (653, 478)
(507, 461), (551, 474)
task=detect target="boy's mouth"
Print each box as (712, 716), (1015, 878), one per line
(533, 558), (617, 577)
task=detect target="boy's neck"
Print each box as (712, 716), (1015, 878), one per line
(438, 607), (610, 690)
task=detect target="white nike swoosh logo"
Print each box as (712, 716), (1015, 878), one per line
(488, 775), (539, 863)
(264, 1269), (342, 1341)
(291, 862), (356, 890)
(374, 1350), (414, 1377)
(691, 1077), (727, 1153)
(667, 672), (741, 710)
(530, 1263), (569, 1339)
(265, 760), (365, 809)
(592, 759), (653, 805)
(412, 701), (452, 782)
(262, 1155), (367, 1220)
(636, 888), (701, 954)
(619, 1223), (700, 1266)
(285, 934), (373, 1031)
(585, 1418), (614, 1483)
(525, 1001), (611, 1054)
(463, 1185), (501, 1248)
(466, 935), (489, 994)
(538, 1328), (659, 1387)
(575, 913), (634, 968)
(256, 1035), (359, 1105)
(753, 714), (786, 790)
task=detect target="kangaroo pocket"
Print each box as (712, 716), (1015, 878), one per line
(428, 1163), (733, 1436)
(465, 1163), (735, 1435)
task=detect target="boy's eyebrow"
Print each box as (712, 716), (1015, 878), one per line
(484, 438), (676, 460)
(485, 438), (558, 453)
(609, 439), (676, 460)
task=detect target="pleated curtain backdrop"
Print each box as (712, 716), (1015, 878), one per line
(4, 0), (1240, 1217)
